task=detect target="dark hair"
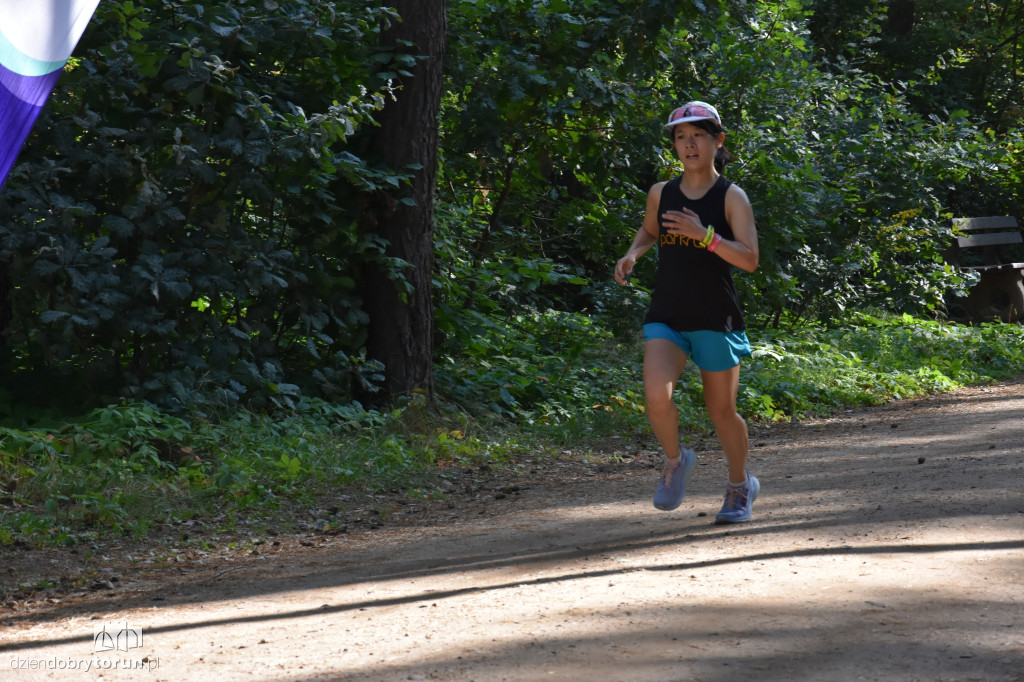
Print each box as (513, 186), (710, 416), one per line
(696, 119), (733, 172)
(679, 118), (733, 172)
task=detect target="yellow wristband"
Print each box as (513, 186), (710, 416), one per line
(700, 225), (715, 248)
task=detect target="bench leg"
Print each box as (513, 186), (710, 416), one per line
(962, 271), (1024, 323)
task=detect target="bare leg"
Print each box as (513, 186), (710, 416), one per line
(700, 364), (749, 483)
(643, 338), (689, 461)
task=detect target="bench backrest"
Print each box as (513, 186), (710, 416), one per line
(952, 216), (1022, 250)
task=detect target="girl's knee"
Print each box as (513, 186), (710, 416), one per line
(646, 396), (677, 417)
(708, 406), (743, 428)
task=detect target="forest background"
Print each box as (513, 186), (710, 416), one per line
(1, 0), (1023, 547)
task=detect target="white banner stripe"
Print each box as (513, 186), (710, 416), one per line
(0, 0), (101, 63)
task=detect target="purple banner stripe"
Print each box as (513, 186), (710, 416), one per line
(0, 86), (46, 187)
(0, 59), (62, 107)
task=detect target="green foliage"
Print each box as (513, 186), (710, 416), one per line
(3, 314), (1022, 548)
(0, 397), (391, 545)
(0, 402), (190, 545)
(0, 0), (406, 412)
(432, 305), (1024, 433)
(435, 300), (647, 425)
(810, 0), (1024, 135)
(739, 312), (1024, 420)
(806, 0), (1024, 225)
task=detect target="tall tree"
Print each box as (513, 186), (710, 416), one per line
(360, 0), (447, 404)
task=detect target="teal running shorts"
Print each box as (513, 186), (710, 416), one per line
(643, 323), (751, 371)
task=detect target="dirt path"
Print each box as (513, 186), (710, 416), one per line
(2, 379), (1023, 681)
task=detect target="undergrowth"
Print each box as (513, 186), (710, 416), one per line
(1, 311), (1022, 548)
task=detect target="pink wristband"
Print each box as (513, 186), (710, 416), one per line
(707, 233), (723, 253)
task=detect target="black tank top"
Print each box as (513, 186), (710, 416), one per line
(644, 175), (746, 332)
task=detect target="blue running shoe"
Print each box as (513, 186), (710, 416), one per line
(653, 448), (696, 511)
(715, 475), (759, 524)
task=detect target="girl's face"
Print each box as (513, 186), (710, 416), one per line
(672, 122), (723, 168)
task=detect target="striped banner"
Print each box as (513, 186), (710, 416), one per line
(0, 0), (101, 188)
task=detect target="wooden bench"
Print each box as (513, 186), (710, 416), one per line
(946, 216), (1024, 323)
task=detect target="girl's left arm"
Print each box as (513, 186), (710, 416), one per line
(719, 184), (759, 273)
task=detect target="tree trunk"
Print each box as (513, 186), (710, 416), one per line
(886, 0), (916, 35)
(360, 0), (446, 405)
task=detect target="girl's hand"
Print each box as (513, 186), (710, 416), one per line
(661, 207), (704, 242)
(614, 254), (636, 285)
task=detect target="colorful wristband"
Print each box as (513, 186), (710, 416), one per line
(707, 233), (723, 253)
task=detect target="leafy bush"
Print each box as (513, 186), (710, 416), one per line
(0, 1), (405, 413)
(739, 313), (1024, 420)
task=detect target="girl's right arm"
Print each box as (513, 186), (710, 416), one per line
(614, 182), (664, 285)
